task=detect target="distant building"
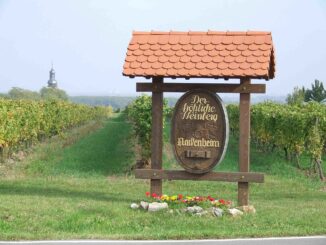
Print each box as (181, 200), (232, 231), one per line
(47, 64), (58, 88)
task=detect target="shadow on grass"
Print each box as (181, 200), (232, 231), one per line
(0, 182), (134, 203)
(256, 190), (326, 202)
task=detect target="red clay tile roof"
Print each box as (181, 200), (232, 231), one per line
(123, 31), (275, 80)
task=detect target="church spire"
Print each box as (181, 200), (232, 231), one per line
(47, 62), (58, 88)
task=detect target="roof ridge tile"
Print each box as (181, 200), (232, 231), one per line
(246, 31), (271, 36)
(133, 31), (149, 35)
(133, 30), (272, 36)
(226, 31), (247, 36)
(188, 31), (208, 35)
(207, 31), (226, 35)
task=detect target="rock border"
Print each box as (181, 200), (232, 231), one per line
(130, 201), (256, 218)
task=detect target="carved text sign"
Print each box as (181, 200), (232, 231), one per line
(171, 90), (229, 174)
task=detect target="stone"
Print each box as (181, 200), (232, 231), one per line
(212, 207), (224, 217)
(193, 206), (203, 213)
(240, 205), (256, 214)
(130, 203), (139, 209)
(140, 201), (149, 210)
(17, 151), (25, 161)
(186, 206), (195, 213)
(186, 206), (203, 214)
(148, 202), (168, 212)
(194, 210), (208, 217)
(7, 158), (15, 164)
(228, 208), (243, 217)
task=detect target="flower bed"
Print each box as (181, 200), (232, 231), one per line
(147, 192), (232, 210)
(130, 193), (256, 217)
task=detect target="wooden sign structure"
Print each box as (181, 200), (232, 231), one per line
(123, 31), (275, 206)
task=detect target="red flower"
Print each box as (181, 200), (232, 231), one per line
(152, 193), (157, 198)
(208, 197), (215, 201)
(178, 194), (183, 200)
(219, 199), (225, 205)
(145, 191), (150, 197)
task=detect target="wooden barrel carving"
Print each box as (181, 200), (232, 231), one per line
(171, 90), (229, 174)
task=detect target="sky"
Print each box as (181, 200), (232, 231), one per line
(0, 0), (325, 96)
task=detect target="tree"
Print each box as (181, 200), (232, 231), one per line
(8, 87), (41, 100)
(304, 80), (326, 102)
(286, 86), (305, 105)
(40, 87), (68, 101)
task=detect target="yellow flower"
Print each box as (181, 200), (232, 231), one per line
(161, 194), (168, 201)
(171, 195), (177, 201)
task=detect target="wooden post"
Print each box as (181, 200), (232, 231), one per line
(238, 78), (251, 206)
(150, 76), (163, 195)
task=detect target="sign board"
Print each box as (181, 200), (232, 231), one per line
(171, 90), (229, 174)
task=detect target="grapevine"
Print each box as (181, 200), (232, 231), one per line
(0, 98), (112, 161)
(227, 102), (325, 180)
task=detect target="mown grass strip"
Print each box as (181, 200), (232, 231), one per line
(26, 113), (134, 177)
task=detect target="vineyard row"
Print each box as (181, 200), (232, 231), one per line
(227, 102), (325, 179)
(0, 99), (112, 159)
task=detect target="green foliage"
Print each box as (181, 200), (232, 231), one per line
(4, 87), (69, 102)
(40, 87), (69, 101)
(126, 94), (169, 161)
(8, 87), (41, 100)
(0, 98), (112, 152)
(227, 102), (326, 179)
(304, 79), (326, 103)
(286, 86), (305, 105)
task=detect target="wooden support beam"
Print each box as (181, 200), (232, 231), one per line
(136, 82), (265, 93)
(150, 76), (163, 195)
(238, 78), (251, 206)
(135, 169), (264, 183)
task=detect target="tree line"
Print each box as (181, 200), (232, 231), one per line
(286, 79), (326, 105)
(0, 87), (69, 101)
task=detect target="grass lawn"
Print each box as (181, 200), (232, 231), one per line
(0, 113), (325, 240)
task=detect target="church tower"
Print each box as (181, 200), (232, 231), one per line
(47, 63), (58, 88)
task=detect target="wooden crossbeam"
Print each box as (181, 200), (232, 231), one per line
(135, 169), (264, 183)
(136, 83), (265, 93)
